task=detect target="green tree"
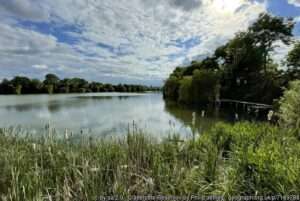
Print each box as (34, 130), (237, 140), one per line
(279, 80), (300, 137)
(163, 76), (180, 101)
(0, 79), (14, 94)
(45, 84), (54, 94)
(249, 13), (294, 72)
(44, 74), (60, 85)
(69, 78), (88, 93)
(248, 63), (284, 104)
(214, 32), (265, 101)
(29, 79), (42, 94)
(104, 84), (115, 92)
(11, 76), (31, 94)
(191, 69), (220, 104)
(178, 77), (193, 104)
(44, 74), (60, 93)
(14, 84), (22, 95)
(58, 79), (70, 93)
(90, 82), (103, 92)
(286, 42), (300, 79)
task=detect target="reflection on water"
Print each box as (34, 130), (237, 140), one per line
(164, 102), (230, 135)
(0, 93), (228, 137)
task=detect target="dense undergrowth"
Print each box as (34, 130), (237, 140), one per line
(0, 122), (299, 201)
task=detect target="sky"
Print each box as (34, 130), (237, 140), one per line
(0, 0), (299, 86)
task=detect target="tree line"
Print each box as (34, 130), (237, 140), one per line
(164, 13), (300, 105)
(0, 74), (160, 94)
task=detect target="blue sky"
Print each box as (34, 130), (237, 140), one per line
(0, 0), (299, 86)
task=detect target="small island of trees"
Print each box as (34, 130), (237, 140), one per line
(0, 74), (160, 95)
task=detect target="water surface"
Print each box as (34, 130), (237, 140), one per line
(0, 93), (226, 137)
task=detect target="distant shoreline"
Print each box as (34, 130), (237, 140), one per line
(0, 73), (161, 95)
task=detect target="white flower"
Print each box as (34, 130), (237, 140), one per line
(120, 165), (128, 169)
(32, 143), (37, 151)
(90, 167), (100, 172)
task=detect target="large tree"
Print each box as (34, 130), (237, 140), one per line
(249, 13), (294, 72)
(44, 74), (60, 85)
(44, 74), (60, 94)
(286, 42), (300, 79)
(215, 13), (294, 102)
(163, 13), (295, 104)
(10, 76), (32, 94)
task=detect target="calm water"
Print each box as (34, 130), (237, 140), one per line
(0, 93), (226, 138)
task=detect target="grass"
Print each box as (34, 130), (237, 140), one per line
(0, 122), (300, 200)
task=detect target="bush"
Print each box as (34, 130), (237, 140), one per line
(178, 77), (193, 104)
(191, 69), (220, 104)
(202, 122), (300, 195)
(163, 76), (180, 101)
(279, 80), (300, 136)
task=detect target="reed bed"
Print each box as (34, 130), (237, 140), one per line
(0, 122), (299, 201)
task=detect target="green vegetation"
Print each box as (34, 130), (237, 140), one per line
(287, 42), (300, 80)
(163, 13), (297, 105)
(279, 80), (300, 136)
(0, 122), (299, 200)
(2, 12), (300, 200)
(0, 74), (160, 95)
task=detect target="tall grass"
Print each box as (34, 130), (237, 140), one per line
(0, 122), (299, 200)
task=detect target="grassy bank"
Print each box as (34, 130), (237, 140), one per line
(0, 122), (300, 200)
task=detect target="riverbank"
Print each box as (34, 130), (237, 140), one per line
(1, 122), (299, 200)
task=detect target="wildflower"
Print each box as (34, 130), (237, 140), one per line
(192, 112), (196, 126)
(90, 167), (99, 172)
(201, 110), (205, 117)
(146, 177), (154, 186)
(267, 110), (274, 121)
(64, 129), (69, 140)
(32, 143), (37, 151)
(235, 113), (239, 121)
(193, 165), (199, 170)
(120, 165), (128, 169)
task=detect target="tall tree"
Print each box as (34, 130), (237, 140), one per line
(10, 76), (31, 94)
(286, 42), (300, 79)
(249, 13), (294, 72)
(44, 74), (60, 94)
(44, 74), (60, 85)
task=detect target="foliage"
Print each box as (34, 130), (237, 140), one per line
(0, 74), (160, 95)
(279, 80), (300, 136)
(191, 69), (220, 104)
(249, 13), (294, 71)
(286, 42), (300, 79)
(178, 77), (193, 104)
(163, 13), (295, 105)
(164, 69), (220, 105)
(163, 76), (180, 100)
(0, 122), (299, 200)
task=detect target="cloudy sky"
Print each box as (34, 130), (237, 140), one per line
(0, 0), (300, 86)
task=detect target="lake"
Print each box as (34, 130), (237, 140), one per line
(0, 92), (229, 138)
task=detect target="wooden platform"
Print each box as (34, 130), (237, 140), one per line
(217, 99), (273, 110)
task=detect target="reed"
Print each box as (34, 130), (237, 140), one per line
(0, 122), (299, 201)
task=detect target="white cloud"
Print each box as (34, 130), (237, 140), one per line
(32, 64), (48, 69)
(0, 0), (49, 22)
(0, 0), (266, 85)
(0, 23), (57, 54)
(288, 0), (300, 7)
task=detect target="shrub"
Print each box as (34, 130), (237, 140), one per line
(163, 76), (181, 101)
(178, 77), (193, 104)
(191, 69), (220, 104)
(279, 80), (300, 136)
